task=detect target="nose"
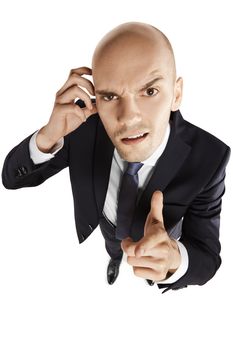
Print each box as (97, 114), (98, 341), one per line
(117, 96), (142, 126)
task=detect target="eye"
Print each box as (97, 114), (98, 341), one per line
(144, 87), (159, 97)
(102, 95), (118, 101)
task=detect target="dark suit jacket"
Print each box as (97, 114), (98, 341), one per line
(2, 99), (231, 292)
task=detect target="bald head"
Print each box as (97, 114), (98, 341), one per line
(91, 22), (183, 162)
(92, 22), (176, 81)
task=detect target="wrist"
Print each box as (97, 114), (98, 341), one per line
(36, 125), (59, 153)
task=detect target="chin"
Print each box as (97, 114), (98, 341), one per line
(114, 134), (156, 162)
(116, 147), (149, 163)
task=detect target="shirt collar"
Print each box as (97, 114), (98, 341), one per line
(114, 122), (171, 171)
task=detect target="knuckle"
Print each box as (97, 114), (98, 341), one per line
(160, 263), (167, 274)
(70, 72), (79, 80)
(70, 66), (87, 76)
(53, 103), (60, 112)
(127, 256), (133, 265)
(71, 85), (82, 97)
(74, 85), (86, 97)
(157, 271), (167, 280)
(160, 244), (169, 257)
(55, 94), (61, 103)
(163, 250), (169, 260)
(150, 257), (158, 267)
(133, 267), (140, 276)
(70, 84), (77, 91)
(69, 69), (80, 78)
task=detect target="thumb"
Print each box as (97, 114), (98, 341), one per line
(150, 191), (164, 224)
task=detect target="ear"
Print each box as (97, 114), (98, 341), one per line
(171, 77), (183, 111)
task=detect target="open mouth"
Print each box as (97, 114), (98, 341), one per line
(121, 132), (149, 145)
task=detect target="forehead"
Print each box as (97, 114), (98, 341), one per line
(92, 43), (173, 88)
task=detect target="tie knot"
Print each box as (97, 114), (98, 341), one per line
(125, 162), (143, 176)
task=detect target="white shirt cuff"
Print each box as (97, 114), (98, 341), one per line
(156, 241), (189, 284)
(29, 130), (64, 165)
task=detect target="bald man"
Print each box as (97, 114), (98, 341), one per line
(2, 22), (230, 293)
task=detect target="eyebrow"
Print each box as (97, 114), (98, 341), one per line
(95, 76), (164, 96)
(140, 76), (164, 90)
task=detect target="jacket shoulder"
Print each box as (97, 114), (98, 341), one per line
(172, 110), (231, 190)
(175, 110), (231, 164)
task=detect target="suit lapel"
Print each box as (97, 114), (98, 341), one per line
(93, 117), (114, 216)
(130, 111), (192, 241)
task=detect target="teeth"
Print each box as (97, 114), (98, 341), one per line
(127, 133), (145, 139)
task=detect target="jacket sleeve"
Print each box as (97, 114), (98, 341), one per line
(1, 99), (92, 190)
(158, 145), (231, 293)
(1, 130), (70, 190)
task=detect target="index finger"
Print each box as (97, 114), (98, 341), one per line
(69, 66), (92, 77)
(56, 67), (95, 100)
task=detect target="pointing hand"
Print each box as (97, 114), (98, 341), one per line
(121, 191), (181, 282)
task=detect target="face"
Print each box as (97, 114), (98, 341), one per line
(92, 38), (182, 162)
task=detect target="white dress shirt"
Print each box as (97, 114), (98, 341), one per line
(29, 124), (189, 284)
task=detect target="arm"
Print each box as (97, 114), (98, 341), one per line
(1, 67), (97, 190)
(158, 146), (231, 292)
(1, 129), (69, 189)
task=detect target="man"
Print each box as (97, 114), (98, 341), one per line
(2, 22), (230, 293)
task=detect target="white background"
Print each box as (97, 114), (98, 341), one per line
(0, 0), (232, 349)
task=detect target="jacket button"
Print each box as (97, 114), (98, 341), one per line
(21, 166), (28, 175)
(15, 166), (28, 178)
(15, 168), (22, 177)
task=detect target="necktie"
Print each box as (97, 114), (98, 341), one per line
(115, 162), (143, 240)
